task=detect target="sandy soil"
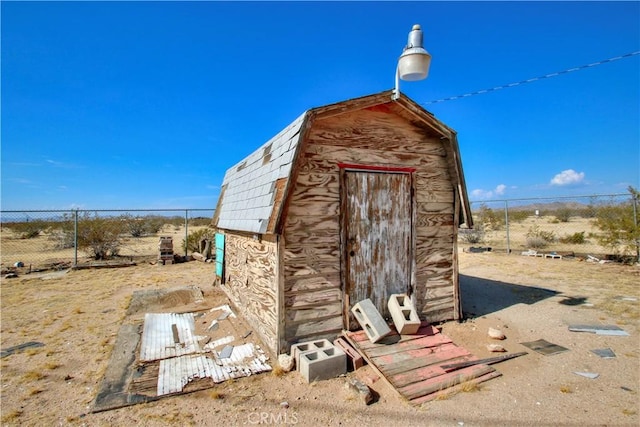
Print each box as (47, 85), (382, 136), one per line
(1, 251), (638, 426)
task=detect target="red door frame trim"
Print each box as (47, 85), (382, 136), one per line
(337, 163), (416, 173)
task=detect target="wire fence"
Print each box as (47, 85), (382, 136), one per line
(1, 192), (638, 272)
(0, 209), (215, 271)
(463, 193), (639, 262)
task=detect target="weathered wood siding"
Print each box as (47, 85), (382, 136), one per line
(282, 106), (456, 348)
(222, 233), (278, 353)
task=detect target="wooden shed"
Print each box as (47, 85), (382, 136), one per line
(212, 90), (472, 355)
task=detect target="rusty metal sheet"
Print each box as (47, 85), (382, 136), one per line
(520, 339), (569, 356)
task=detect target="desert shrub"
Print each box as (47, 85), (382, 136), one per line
(577, 202), (598, 219)
(164, 216), (184, 229)
(526, 236), (549, 249)
(592, 187), (639, 260)
(48, 229), (75, 249)
(526, 225), (556, 249)
(122, 215), (146, 237)
(183, 227), (216, 253)
(144, 216), (166, 234)
(508, 211), (530, 223)
(554, 207), (572, 223)
(189, 217), (213, 227)
(74, 213), (125, 260)
(459, 225), (484, 244)
(122, 214), (166, 237)
(9, 220), (46, 239)
(559, 231), (586, 244)
(474, 204), (504, 231)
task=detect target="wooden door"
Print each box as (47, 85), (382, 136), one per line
(343, 171), (412, 330)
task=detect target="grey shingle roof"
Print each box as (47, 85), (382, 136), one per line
(216, 112), (307, 234)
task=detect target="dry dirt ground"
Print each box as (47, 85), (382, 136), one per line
(1, 251), (638, 426)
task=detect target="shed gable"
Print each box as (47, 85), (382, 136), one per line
(214, 91), (472, 235)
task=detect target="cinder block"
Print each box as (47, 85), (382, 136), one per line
(334, 337), (364, 371)
(290, 339), (333, 369)
(388, 294), (421, 335)
(351, 299), (392, 343)
(299, 346), (346, 383)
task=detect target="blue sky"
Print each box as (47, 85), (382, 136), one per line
(2, 1), (639, 210)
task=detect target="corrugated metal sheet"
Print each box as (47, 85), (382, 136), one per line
(157, 344), (271, 396)
(138, 306), (271, 397)
(139, 313), (202, 362)
(216, 112), (306, 234)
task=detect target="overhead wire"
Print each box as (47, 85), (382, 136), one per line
(422, 51), (640, 105)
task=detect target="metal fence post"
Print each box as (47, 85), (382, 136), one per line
(632, 191), (639, 263)
(73, 209), (79, 267)
(184, 209), (189, 258)
(504, 200), (510, 254)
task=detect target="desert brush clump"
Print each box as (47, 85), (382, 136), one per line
(460, 225), (485, 244)
(591, 186), (639, 262)
(1, 409), (23, 423)
(473, 204), (505, 231)
(182, 227), (216, 253)
(8, 219), (47, 239)
(54, 211), (125, 259)
(121, 214), (166, 237)
(208, 389), (225, 400)
(559, 231), (586, 244)
(526, 225), (556, 249)
(459, 380), (482, 393)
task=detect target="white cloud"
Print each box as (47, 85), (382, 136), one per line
(45, 159), (84, 169)
(11, 178), (32, 184)
(550, 169), (585, 186)
(471, 189), (490, 198)
(471, 184), (508, 200)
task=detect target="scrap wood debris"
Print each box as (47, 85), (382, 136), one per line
(440, 352), (528, 371)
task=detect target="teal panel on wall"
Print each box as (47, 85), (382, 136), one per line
(215, 233), (225, 280)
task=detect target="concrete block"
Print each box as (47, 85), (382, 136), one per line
(290, 339), (333, 369)
(334, 337), (364, 371)
(351, 299), (392, 343)
(388, 294), (421, 335)
(299, 346), (346, 383)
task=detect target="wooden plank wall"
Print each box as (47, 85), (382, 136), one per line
(222, 233), (279, 353)
(282, 107), (456, 348)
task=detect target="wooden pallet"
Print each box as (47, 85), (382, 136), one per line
(343, 322), (501, 404)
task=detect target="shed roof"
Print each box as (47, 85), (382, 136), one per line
(213, 90), (472, 234)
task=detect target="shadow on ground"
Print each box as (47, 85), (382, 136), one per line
(460, 274), (560, 318)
